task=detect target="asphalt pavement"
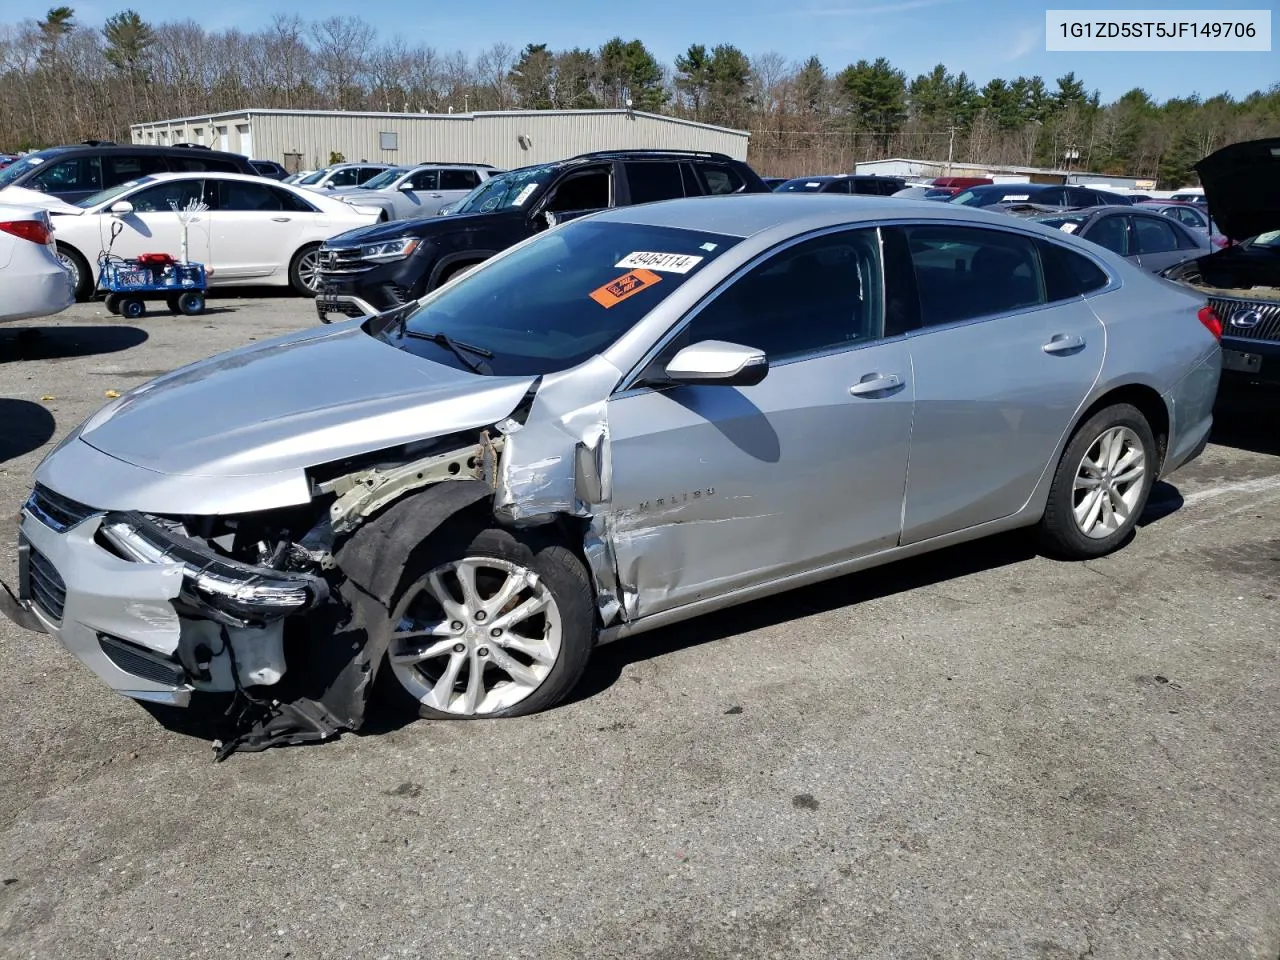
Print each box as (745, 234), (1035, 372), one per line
(1, 294), (1278, 960)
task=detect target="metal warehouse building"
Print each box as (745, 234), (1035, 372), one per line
(130, 108), (750, 172)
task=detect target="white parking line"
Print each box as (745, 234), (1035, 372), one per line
(1180, 475), (1280, 507)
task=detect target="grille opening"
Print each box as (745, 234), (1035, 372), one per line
(98, 634), (187, 687)
(27, 546), (66, 621)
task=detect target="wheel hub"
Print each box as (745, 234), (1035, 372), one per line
(387, 556), (561, 716)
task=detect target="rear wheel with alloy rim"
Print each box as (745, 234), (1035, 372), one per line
(289, 245), (322, 295)
(382, 524), (594, 719)
(1038, 402), (1156, 558)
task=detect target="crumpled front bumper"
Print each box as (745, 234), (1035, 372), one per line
(7, 508), (194, 706)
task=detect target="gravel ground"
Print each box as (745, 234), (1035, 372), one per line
(1, 296), (1278, 960)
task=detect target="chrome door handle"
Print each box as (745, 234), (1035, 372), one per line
(1043, 333), (1086, 354)
(849, 374), (903, 396)
(431, 193), (443, 198)
(271, 216), (291, 223)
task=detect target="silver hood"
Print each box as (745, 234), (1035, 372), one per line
(46, 323), (534, 511)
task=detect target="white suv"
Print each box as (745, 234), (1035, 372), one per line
(328, 163), (503, 221)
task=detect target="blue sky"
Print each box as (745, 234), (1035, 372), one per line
(58, 0), (1278, 102)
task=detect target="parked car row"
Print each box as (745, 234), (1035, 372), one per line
(46, 172), (383, 299)
(314, 149), (771, 320)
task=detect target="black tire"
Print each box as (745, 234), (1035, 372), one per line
(1038, 402), (1157, 559)
(379, 520), (595, 721)
(104, 293), (122, 315)
(56, 244), (91, 301)
(288, 244), (321, 296)
(119, 297), (146, 320)
(165, 294), (181, 314)
(177, 291), (205, 315)
(436, 260), (479, 288)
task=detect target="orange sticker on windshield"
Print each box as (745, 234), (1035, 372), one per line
(590, 269), (662, 308)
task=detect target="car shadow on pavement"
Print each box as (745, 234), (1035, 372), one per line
(571, 530), (1041, 705)
(1139, 481), (1185, 527)
(0, 398), (56, 463)
(0, 324), (148, 362)
(1210, 382), (1280, 456)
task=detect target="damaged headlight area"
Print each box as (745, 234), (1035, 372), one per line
(98, 512), (329, 629)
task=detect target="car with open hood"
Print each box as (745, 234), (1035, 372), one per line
(1162, 137), (1280, 386)
(1, 194), (1221, 757)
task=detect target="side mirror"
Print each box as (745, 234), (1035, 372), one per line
(665, 340), (768, 387)
(398, 181), (416, 191)
(109, 200), (134, 215)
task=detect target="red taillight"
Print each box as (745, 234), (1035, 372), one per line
(1197, 304), (1222, 341)
(0, 218), (52, 245)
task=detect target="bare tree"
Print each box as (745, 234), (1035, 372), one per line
(310, 16), (374, 110)
(475, 42), (515, 110)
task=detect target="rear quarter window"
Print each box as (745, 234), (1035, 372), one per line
(1037, 239), (1110, 299)
(693, 163), (746, 195)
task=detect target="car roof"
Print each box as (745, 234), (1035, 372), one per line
(111, 171), (303, 186)
(30, 143), (247, 160)
(592, 193), (1085, 239)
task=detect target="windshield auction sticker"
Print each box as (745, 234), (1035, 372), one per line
(615, 252), (705, 274)
(1045, 9), (1271, 50)
(590, 269), (663, 308)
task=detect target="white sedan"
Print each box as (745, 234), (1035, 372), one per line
(49, 173), (381, 299)
(0, 203), (74, 323)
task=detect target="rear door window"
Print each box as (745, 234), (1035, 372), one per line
(902, 224), (1046, 326)
(171, 156), (240, 173)
(105, 154), (167, 185)
(217, 179), (313, 212)
(1133, 216), (1179, 254)
(692, 162), (745, 195)
(623, 161), (685, 204)
(439, 169), (479, 190)
(1084, 215), (1131, 256)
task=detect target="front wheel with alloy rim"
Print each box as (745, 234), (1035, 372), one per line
(382, 525), (594, 720)
(289, 245), (322, 296)
(1038, 402), (1157, 559)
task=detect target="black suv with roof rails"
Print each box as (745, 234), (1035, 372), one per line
(314, 149), (770, 321)
(0, 142), (259, 203)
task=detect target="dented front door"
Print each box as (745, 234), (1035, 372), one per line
(605, 340), (915, 619)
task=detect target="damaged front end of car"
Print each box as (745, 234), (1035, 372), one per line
(5, 361), (629, 760)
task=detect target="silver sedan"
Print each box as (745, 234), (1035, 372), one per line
(2, 195), (1223, 754)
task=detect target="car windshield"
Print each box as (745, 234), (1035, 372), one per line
(298, 169), (329, 185)
(75, 178), (155, 209)
(375, 219), (742, 376)
(1249, 230), (1280, 249)
(453, 166), (555, 214)
(777, 180), (827, 192)
(360, 168), (407, 190)
(923, 189), (953, 199)
(0, 152), (54, 187)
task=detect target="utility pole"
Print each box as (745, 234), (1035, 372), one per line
(945, 125), (956, 176)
